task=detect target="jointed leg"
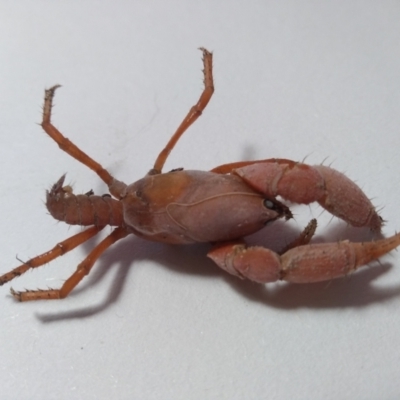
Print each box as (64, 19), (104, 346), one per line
(42, 85), (126, 198)
(152, 48), (214, 173)
(0, 226), (104, 286)
(11, 227), (129, 301)
(279, 219), (317, 254)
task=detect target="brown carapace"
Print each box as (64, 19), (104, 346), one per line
(1, 48), (400, 301)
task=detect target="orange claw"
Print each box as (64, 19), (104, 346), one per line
(233, 160), (382, 231)
(208, 232), (400, 284)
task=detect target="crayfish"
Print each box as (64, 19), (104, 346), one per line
(1, 48), (399, 301)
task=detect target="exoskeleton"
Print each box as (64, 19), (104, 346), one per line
(1, 48), (399, 301)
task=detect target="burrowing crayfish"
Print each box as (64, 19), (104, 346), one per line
(1, 48), (400, 301)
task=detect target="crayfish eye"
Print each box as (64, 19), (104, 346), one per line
(263, 199), (276, 210)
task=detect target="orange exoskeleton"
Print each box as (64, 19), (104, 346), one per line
(1, 48), (399, 301)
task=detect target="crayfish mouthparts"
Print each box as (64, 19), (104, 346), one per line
(263, 198), (293, 220)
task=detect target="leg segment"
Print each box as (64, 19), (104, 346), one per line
(279, 219), (317, 254)
(208, 232), (400, 283)
(10, 227), (129, 301)
(42, 85), (126, 198)
(0, 226), (104, 286)
(233, 159), (382, 231)
(152, 48), (214, 173)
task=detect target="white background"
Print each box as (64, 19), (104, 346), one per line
(1, 2), (400, 399)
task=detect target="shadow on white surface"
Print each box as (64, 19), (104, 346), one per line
(33, 220), (400, 323)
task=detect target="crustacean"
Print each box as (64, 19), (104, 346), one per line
(1, 48), (399, 302)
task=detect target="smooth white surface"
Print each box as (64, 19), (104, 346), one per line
(1, 2), (400, 399)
